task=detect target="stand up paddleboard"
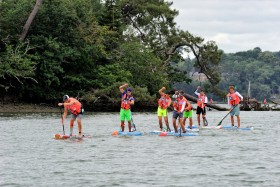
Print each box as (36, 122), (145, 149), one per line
(149, 131), (198, 136)
(149, 128), (199, 134)
(112, 131), (143, 136)
(187, 125), (253, 130)
(221, 126), (254, 130)
(54, 134), (91, 140)
(159, 132), (199, 136)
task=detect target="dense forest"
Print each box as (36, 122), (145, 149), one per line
(0, 0), (222, 110)
(1, 0), (278, 111)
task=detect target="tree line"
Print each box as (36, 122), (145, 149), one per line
(174, 47), (280, 102)
(0, 0), (222, 111)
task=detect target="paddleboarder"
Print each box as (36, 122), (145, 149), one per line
(172, 90), (187, 133)
(58, 95), (83, 137)
(194, 86), (208, 126)
(157, 87), (171, 131)
(119, 83), (135, 132)
(183, 99), (193, 129)
(227, 86), (243, 128)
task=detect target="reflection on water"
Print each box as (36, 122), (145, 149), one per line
(0, 111), (280, 187)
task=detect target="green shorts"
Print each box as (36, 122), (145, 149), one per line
(157, 107), (168, 117)
(120, 108), (132, 121)
(183, 110), (193, 118)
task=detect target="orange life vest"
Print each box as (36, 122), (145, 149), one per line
(184, 101), (193, 111)
(158, 94), (170, 109)
(197, 94), (207, 108)
(66, 98), (82, 115)
(173, 97), (187, 111)
(121, 93), (134, 110)
(227, 92), (241, 106)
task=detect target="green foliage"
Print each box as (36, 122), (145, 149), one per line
(0, 43), (37, 92)
(0, 0), (223, 109)
(218, 47), (280, 100)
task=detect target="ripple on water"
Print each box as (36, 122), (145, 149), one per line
(0, 111), (280, 187)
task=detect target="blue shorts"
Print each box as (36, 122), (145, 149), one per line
(173, 110), (183, 119)
(230, 104), (240, 116)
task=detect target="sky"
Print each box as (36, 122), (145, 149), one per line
(170, 0), (280, 53)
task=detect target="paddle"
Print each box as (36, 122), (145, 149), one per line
(203, 117), (208, 126)
(217, 105), (238, 126)
(131, 111), (137, 132)
(60, 107), (65, 135)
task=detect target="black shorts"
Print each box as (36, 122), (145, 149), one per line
(196, 106), (206, 115)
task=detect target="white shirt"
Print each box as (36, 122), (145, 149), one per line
(194, 89), (208, 103)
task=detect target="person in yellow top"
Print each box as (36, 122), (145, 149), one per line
(157, 87), (171, 131)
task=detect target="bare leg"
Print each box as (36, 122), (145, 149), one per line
(172, 118), (177, 133)
(70, 118), (75, 135)
(121, 121), (125, 131)
(164, 116), (170, 131)
(183, 117), (187, 126)
(231, 116), (234, 126)
(158, 116), (163, 131)
(77, 118), (82, 136)
(189, 118), (193, 129)
(236, 115), (240, 128)
(128, 121), (132, 132)
(197, 114), (201, 126)
(179, 118), (186, 132)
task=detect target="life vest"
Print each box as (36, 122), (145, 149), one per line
(227, 92), (241, 106)
(184, 101), (193, 111)
(197, 94), (207, 108)
(121, 92), (134, 110)
(66, 98), (82, 115)
(158, 94), (170, 109)
(173, 97), (187, 111)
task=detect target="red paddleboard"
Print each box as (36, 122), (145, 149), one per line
(54, 134), (91, 140)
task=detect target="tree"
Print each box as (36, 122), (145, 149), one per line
(20, 0), (44, 41)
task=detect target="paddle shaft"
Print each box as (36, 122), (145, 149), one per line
(60, 107), (65, 135)
(131, 110), (136, 131)
(217, 104), (238, 126)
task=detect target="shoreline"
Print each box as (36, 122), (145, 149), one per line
(0, 103), (60, 113)
(0, 102), (278, 113)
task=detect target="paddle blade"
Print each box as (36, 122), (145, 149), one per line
(55, 134), (60, 140)
(159, 132), (167, 136)
(112, 131), (119, 136)
(217, 121), (222, 126)
(54, 134), (69, 140)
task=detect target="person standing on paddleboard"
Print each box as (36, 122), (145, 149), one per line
(119, 83), (135, 132)
(194, 86), (208, 126)
(183, 99), (193, 129)
(227, 86), (243, 128)
(157, 87), (171, 132)
(172, 90), (187, 133)
(58, 95), (83, 137)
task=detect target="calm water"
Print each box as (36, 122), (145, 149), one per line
(0, 110), (279, 187)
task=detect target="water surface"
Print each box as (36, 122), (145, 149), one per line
(0, 111), (279, 187)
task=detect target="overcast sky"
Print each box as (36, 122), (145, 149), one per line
(171, 0), (280, 53)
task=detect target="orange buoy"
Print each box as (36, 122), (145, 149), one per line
(112, 131), (119, 136)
